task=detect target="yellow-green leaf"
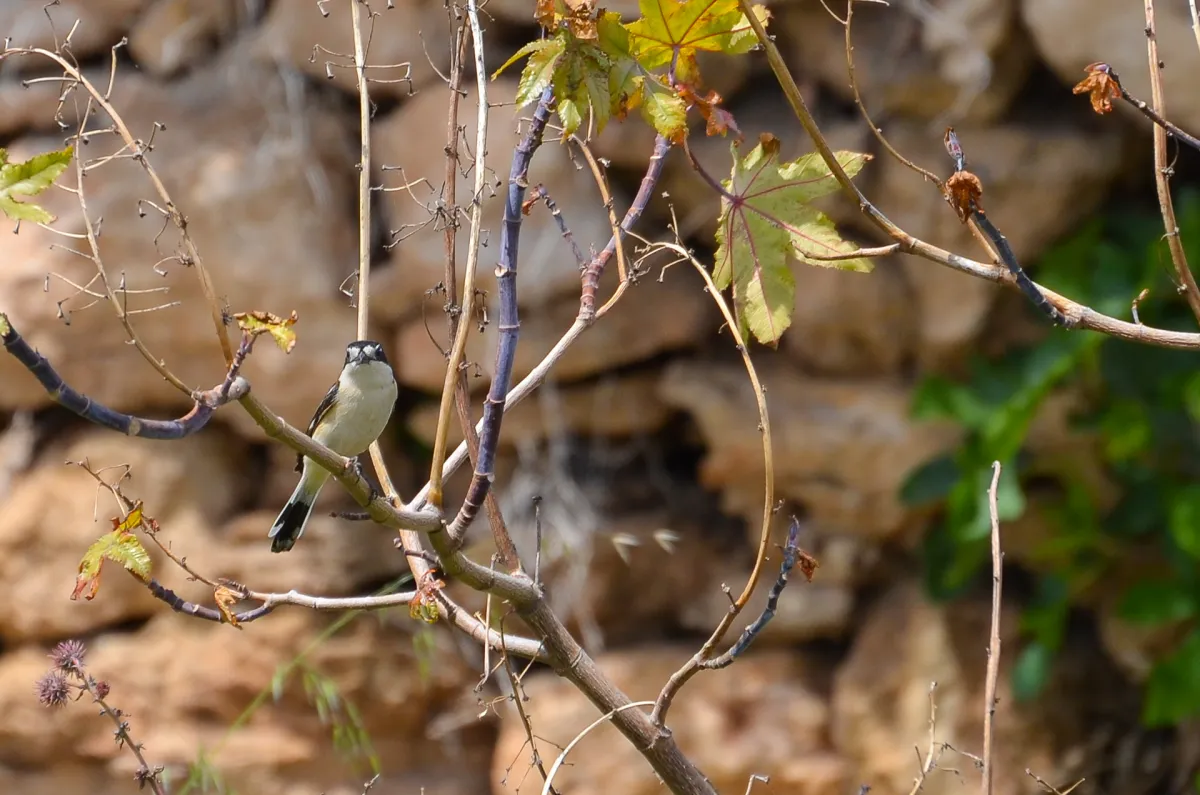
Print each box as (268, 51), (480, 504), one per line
(0, 146), (73, 224)
(713, 134), (872, 347)
(639, 78), (687, 141)
(597, 12), (641, 117)
(497, 38), (565, 108)
(626, 0), (769, 84)
(72, 525), (152, 601)
(235, 310), (298, 353)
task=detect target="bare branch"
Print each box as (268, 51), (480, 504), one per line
(1, 314), (248, 439)
(540, 702), (657, 795)
(1141, 0), (1200, 327)
(698, 517), (814, 670)
(646, 233), (776, 727)
(982, 461), (1004, 795)
(732, 0), (1200, 350)
(4, 47), (234, 365)
(444, 86), (555, 547)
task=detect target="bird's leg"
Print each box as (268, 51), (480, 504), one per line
(345, 455), (381, 504)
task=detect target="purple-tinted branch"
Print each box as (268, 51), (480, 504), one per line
(447, 88), (554, 546)
(1, 313), (250, 439)
(145, 579), (275, 624)
(699, 518), (805, 669)
(970, 207), (1070, 328)
(683, 136), (733, 198)
(579, 135), (671, 319)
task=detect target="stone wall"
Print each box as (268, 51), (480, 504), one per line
(0, 1), (1194, 794)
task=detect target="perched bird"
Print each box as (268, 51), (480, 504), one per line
(268, 340), (398, 553)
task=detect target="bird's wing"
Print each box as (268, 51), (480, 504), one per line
(296, 379), (340, 472)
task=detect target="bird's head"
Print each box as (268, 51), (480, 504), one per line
(345, 340), (390, 367)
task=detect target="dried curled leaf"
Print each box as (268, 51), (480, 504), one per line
(945, 170), (984, 223)
(234, 310), (298, 353)
(1073, 62), (1121, 115)
(72, 504), (153, 601)
(0, 145), (73, 224)
(677, 84), (740, 140)
(213, 584), (244, 629)
(796, 549), (820, 582)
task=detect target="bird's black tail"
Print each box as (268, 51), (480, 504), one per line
(268, 494), (314, 553)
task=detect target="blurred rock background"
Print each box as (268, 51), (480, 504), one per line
(0, 0), (1196, 793)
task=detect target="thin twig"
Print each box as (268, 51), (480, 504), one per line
(439, 9), (498, 556)
(649, 229), (775, 728)
(350, 0), (374, 343)
(78, 675), (167, 795)
(699, 517), (813, 669)
(67, 107), (194, 395)
(540, 702), (657, 795)
(982, 461), (1004, 795)
(577, 136), (671, 321)
(432, 0), (522, 567)
(907, 682), (943, 795)
(348, 0), (408, 516)
(1099, 65), (1200, 153)
(1142, 0), (1200, 327)
(571, 134), (629, 314)
(5, 47), (233, 365)
(145, 579), (275, 625)
(428, 0), (494, 514)
(500, 626), (561, 795)
(1191, 0), (1200, 56)
(524, 184), (587, 268)
(845, 1), (941, 185)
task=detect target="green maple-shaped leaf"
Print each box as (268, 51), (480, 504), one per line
(597, 13), (641, 117)
(495, 4), (738, 140)
(713, 134), (872, 346)
(551, 38), (612, 135)
(71, 504), (153, 601)
(0, 146), (73, 224)
(639, 77), (688, 140)
(500, 38), (565, 108)
(497, 29), (615, 137)
(627, 0), (769, 84)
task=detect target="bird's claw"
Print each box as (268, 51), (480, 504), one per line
(346, 456), (382, 503)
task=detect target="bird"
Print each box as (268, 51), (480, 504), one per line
(268, 339), (398, 553)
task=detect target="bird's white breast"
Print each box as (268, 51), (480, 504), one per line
(312, 360), (398, 456)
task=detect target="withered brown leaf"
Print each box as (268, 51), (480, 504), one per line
(563, 0), (598, 39)
(213, 584), (243, 629)
(677, 84), (741, 140)
(1073, 62), (1122, 115)
(945, 170), (984, 223)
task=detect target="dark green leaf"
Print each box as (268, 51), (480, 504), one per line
(1118, 579), (1197, 625)
(900, 455), (959, 507)
(1143, 629), (1200, 726)
(1169, 485), (1200, 558)
(1012, 642), (1053, 702)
